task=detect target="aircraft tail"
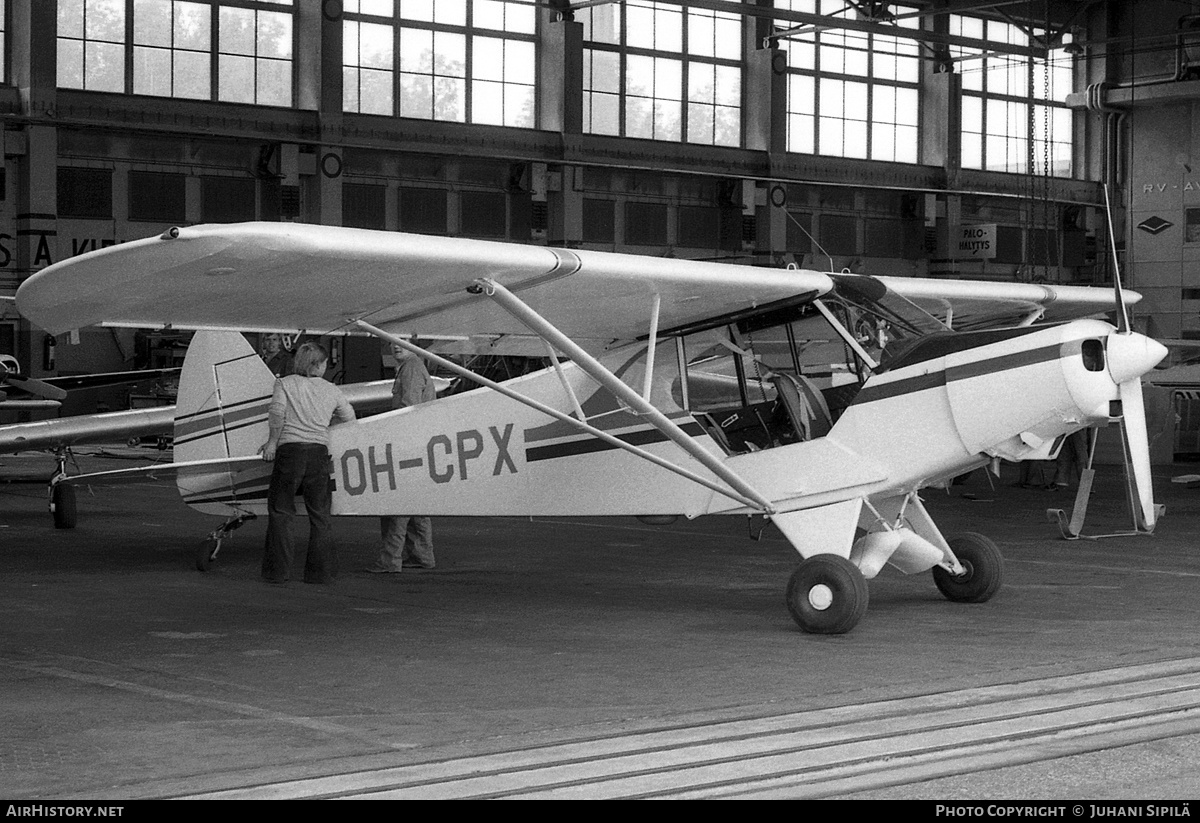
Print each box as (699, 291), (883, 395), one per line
(173, 331), (275, 515)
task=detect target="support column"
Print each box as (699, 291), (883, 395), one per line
(9, 0), (60, 375)
(312, 0), (344, 226)
(541, 18), (583, 135)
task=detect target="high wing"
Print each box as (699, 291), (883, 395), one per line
(877, 275), (1138, 330)
(16, 223), (833, 351)
(17, 223), (1137, 346)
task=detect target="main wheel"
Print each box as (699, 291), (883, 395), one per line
(51, 483), (77, 530)
(785, 554), (869, 634)
(933, 532), (1004, 603)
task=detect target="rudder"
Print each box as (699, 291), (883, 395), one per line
(174, 331), (275, 514)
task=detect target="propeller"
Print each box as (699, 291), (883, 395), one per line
(1103, 184), (1131, 334)
(1108, 333), (1167, 530)
(1104, 184), (1167, 531)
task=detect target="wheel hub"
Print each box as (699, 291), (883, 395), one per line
(808, 584), (834, 611)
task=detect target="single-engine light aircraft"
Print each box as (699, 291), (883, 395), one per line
(15, 223), (1167, 634)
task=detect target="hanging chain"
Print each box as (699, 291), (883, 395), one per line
(1041, 0), (1054, 283)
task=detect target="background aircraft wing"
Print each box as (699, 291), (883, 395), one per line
(0, 407), (173, 454)
(40, 367), (180, 392)
(877, 276), (1138, 330)
(16, 223), (833, 352)
(0, 378), (394, 455)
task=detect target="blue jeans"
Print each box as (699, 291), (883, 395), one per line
(262, 443), (336, 584)
(376, 515), (435, 570)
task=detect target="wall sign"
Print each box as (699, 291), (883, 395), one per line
(953, 223), (996, 259)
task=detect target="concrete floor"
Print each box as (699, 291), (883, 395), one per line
(3, 448), (1200, 799)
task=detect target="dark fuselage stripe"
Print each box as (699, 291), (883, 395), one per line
(174, 394), (272, 425)
(525, 422), (707, 462)
(174, 416), (268, 448)
(854, 342), (1064, 405)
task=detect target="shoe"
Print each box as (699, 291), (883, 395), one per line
(401, 562), (435, 570)
(364, 565), (401, 574)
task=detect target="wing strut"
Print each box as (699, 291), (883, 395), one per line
(352, 319), (773, 513)
(471, 278), (776, 514)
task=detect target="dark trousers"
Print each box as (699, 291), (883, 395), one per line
(262, 443), (337, 584)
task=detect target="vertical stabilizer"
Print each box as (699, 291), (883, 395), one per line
(174, 331), (275, 514)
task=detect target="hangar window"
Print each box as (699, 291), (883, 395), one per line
(460, 189), (507, 238)
(625, 201), (669, 246)
(201, 176), (256, 222)
(342, 0), (537, 128)
(0, 1), (6, 84)
(579, 1), (742, 147)
(58, 1), (295, 107)
(1185, 208), (1200, 243)
(400, 187), (448, 234)
(344, 182), (387, 230)
(775, 1), (920, 162)
(58, 0), (127, 93)
(129, 171), (187, 223)
(132, 0), (212, 100)
(582, 199), (615, 244)
(216, 2), (294, 107)
(951, 15), (1072, 177)
(58, 167), (113, 220)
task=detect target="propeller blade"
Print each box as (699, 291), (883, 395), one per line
(1119, 376), (1157, 531)
(6, 376), (69, 402)
(1103, 184), (1131, 335)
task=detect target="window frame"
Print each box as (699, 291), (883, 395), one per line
(580, 0), (744, 147)
(56, 0), (297, 108)
(777, 0), (921, 162)
(342, 0), (539, 128)
(951, 14), (1073, 177)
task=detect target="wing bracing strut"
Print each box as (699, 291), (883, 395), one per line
(471, 278), (776, 514)
(353, 319), (773, 513)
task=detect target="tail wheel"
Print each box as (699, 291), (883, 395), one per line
(933, 532), (1004, 603)
(51, 483), (77, 530)
(785, 554), (869, 635)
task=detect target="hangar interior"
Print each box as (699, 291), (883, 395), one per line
(0, 0), (1195, 448)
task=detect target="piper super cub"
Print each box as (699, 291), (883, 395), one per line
(15, 222), (1167, 634)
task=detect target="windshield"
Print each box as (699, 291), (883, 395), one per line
(824, 274), (951, 364)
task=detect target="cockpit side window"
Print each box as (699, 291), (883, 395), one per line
(674, 305), (868, 454)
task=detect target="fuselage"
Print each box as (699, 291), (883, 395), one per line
(320, 317), (1161, 520)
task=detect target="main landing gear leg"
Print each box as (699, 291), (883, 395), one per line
(773, 501), (869, 634)
(196, 513), (256, 572)
(48, 449), (78, 530)
(867, 492), (1005, 605)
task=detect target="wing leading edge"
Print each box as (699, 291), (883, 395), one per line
(878, 275), (1139, 330)
(17, 223), (834, 349)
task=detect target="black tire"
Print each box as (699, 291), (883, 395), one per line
(933, 532), (1004, 603)
(196, 538), (217, 572)
(51, 483), (77, 530)
(785, 554), (869, 634)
